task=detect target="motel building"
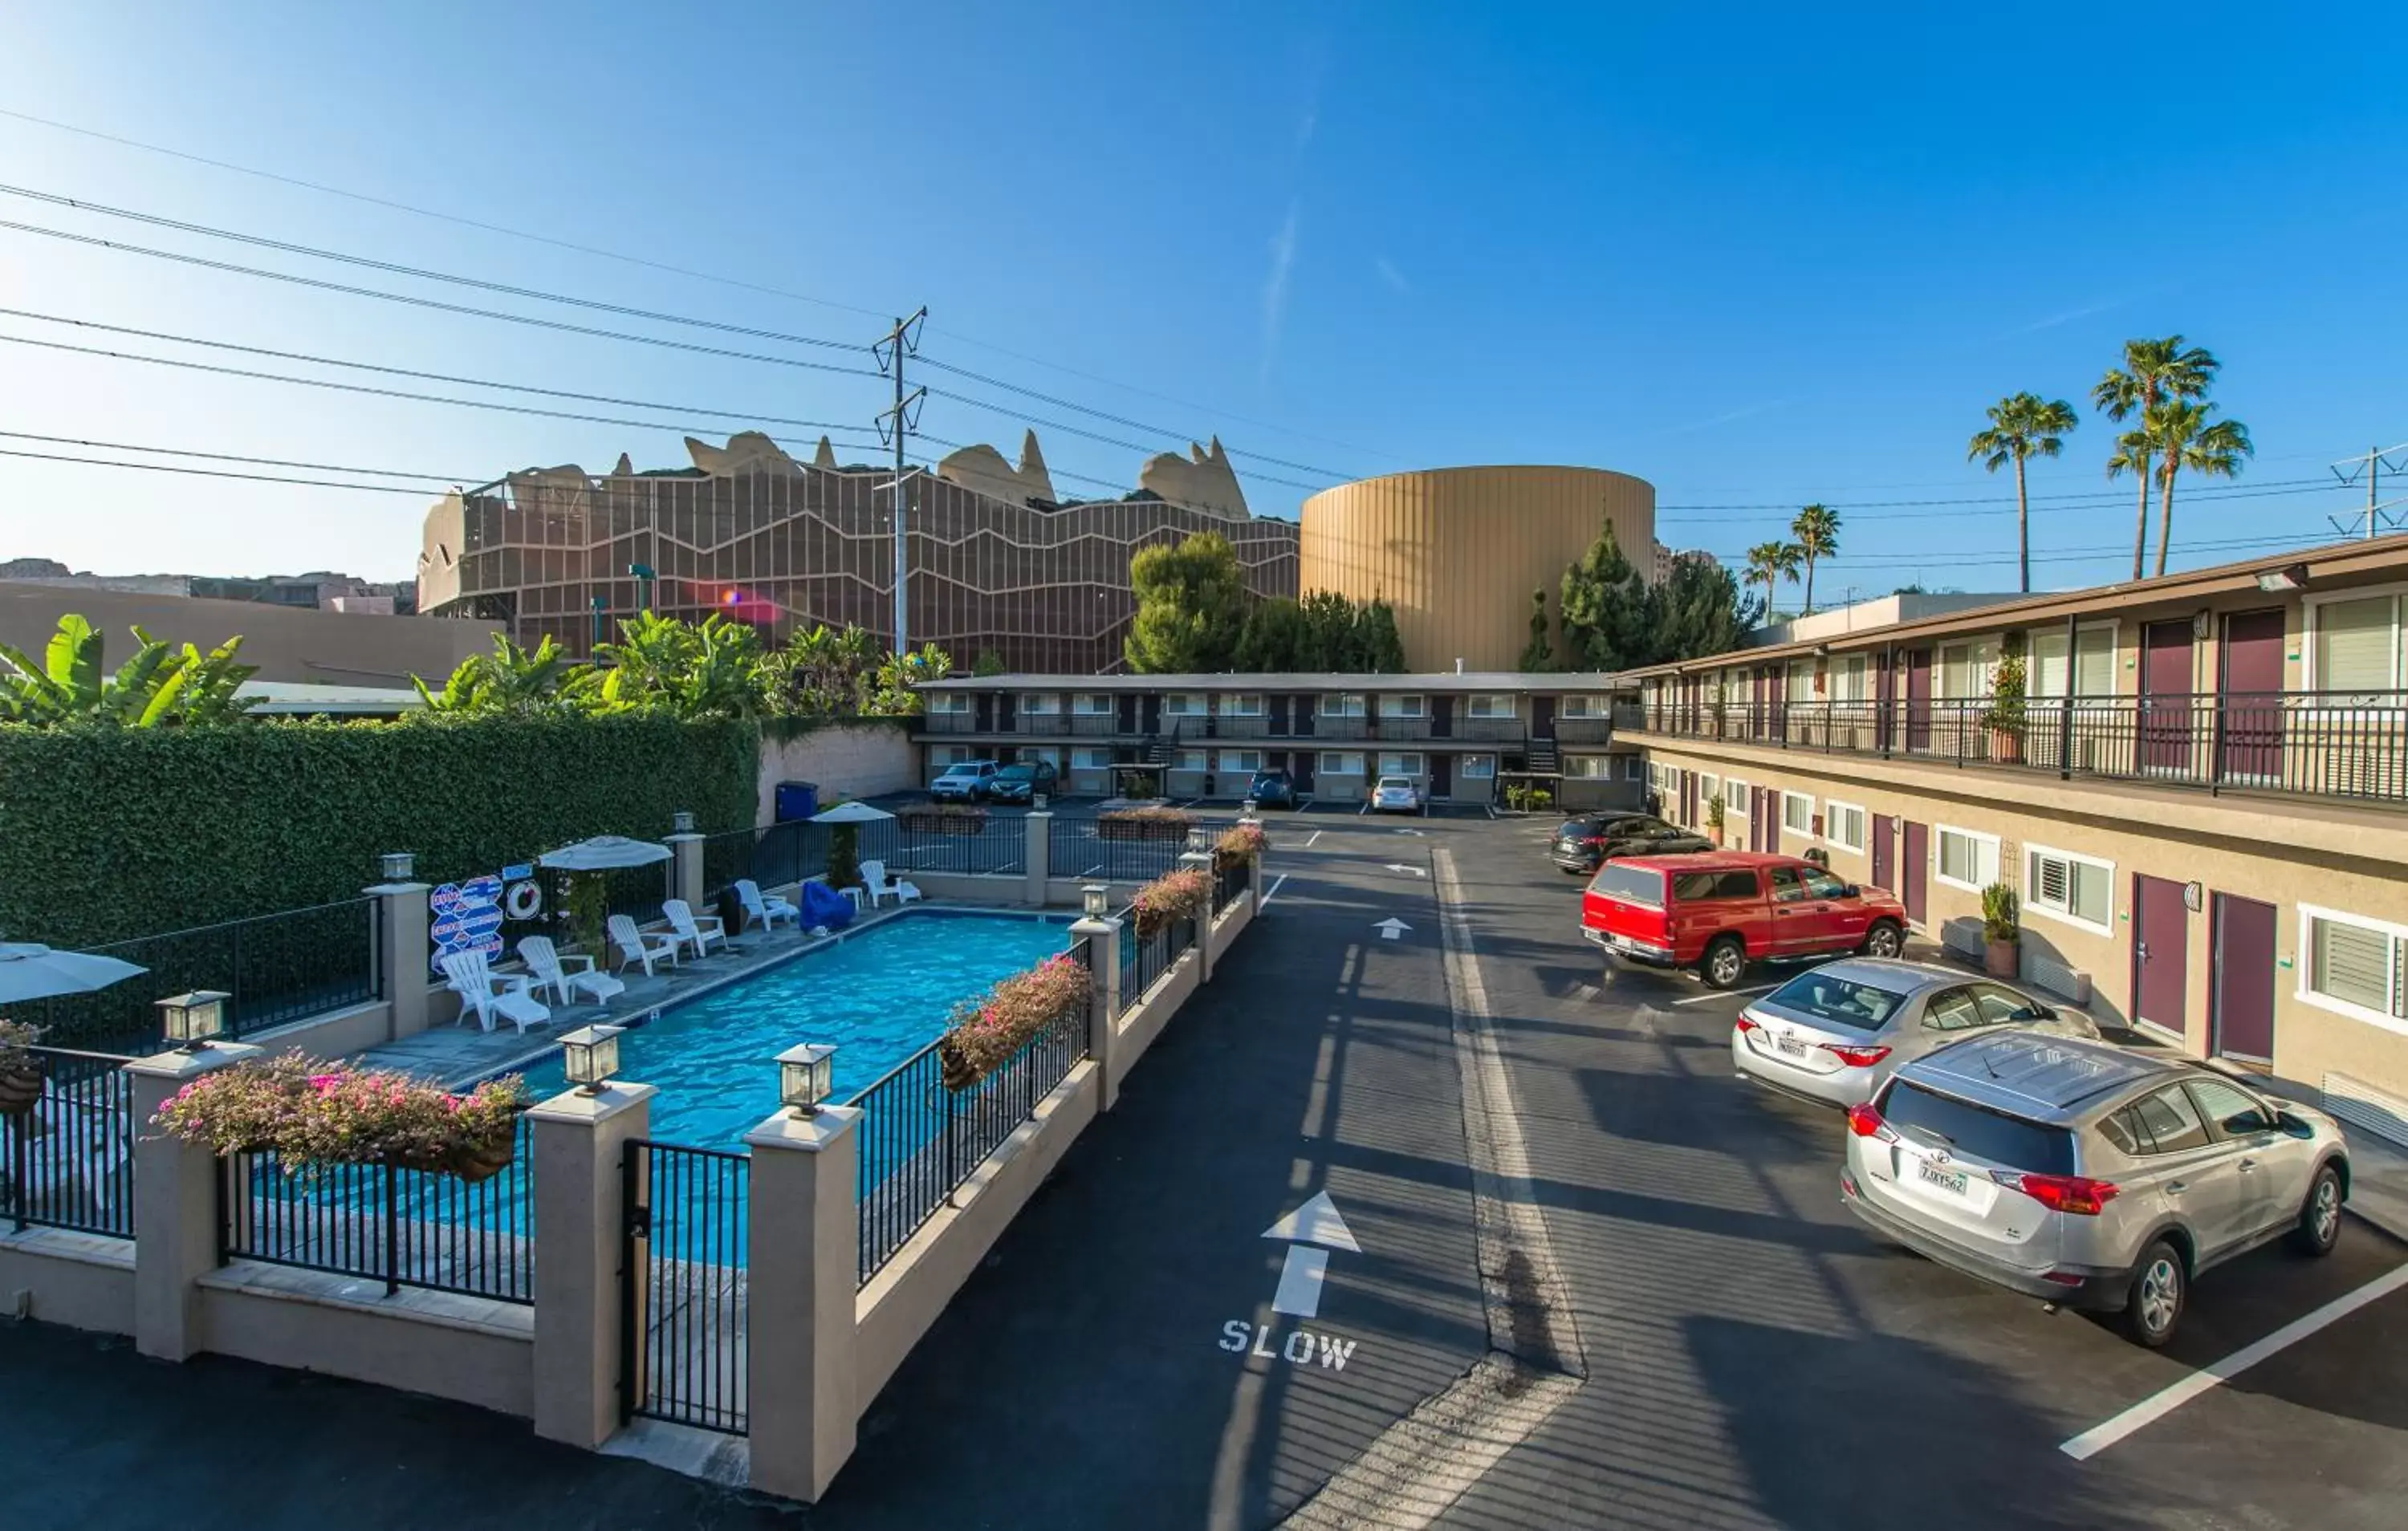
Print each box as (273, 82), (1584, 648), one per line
(1618, 534), (2408, 1139)
(911, 672), (1644, 810)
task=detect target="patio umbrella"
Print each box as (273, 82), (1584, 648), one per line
(0, 943), (148, 1004)
(537, 835), (675, 871)
(809, 801), (895, 824)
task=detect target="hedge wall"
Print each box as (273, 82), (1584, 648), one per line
(0, 714), (759, 948)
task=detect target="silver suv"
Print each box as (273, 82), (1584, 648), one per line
(1841, 1032), (2349, 1347)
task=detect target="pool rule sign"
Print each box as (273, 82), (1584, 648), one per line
(1218, 1192), (1361, 1372)
(428, 875), (506, 975)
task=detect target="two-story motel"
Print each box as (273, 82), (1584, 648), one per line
(912, 672), (1642, 809)
(1618, 534), (2408, 1139)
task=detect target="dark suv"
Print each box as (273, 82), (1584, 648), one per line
(1247, 767), (1300, 810)
(987, 759), (1059, 804)
(1550, 812), (1710, 874)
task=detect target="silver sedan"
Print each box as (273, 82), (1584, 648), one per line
(1731, 957), (2101, 1110)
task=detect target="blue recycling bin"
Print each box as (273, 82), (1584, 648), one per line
(775, 781), (820, 823)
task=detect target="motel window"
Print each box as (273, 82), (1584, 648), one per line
(1222, 694), (1266, 717)
(1939, 639), (2003, 701)
(1164, 693), (1206, 717)
(1378, 753), (1425, 776)
(1787, 662), (1817, 703)
(1219, 749), (1263, 774)
(1566, 757), (1614, 780)
(1725, 778), (1750, 817)
(929, 692), (971, 714)
(1319, 752), (1366, 775)
(1322, 692), (1367, 717)
(1175, 750), (1208, 773)
(2030, 625), (2118, 699)
(1072, 692), (1115, 715)
(1559, 694), (1609, 718)
(2025, 844), (2113, 933)
(2300, 905), (2408, 1026)
(1699, 773), (1721, 804)
(1824, 801), (1867, 855)
(1935, 826), (2002, 891)
(1782, 791), (1815, 835)
(1832, 656), (1869, 704)
(1461, 755), (1497, 778)
(1021, 745), (1062, 768)
(1467, 695), (1516, 718)
(2308, 593), (2403, 694)
(1072, 748), (1113, 770)
(1378, 694), (1426, 718)
(935, 745), (975, 766)
(1625, 756), (1645, 782)
(1020, 692), (1062, 715)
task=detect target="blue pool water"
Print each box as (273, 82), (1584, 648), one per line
(512, 910), (1073, 1148)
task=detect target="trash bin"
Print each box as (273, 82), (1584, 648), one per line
(775, 781), (820, 823)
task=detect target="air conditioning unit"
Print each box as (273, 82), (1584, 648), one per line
(2022, 951), (2093, 1006)
(2324, 1072), (2408, 1151)
(1940, 919), (1985, 961)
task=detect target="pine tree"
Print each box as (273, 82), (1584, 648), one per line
(1124, 532), (1250, 672)
(1353, 599), (1406, 673)
(1235, 597), (1309, 671)
(1515, 588), (1557, 671)
(1557, 518), (1653, 670)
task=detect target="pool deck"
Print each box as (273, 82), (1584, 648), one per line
(350, 904), (954, 1090)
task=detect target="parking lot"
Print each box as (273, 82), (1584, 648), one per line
(2, 808), (2402, 1529)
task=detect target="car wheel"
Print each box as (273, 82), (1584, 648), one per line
(2288, 1165), (2344, 1257)
(1700, 936), (1747, 990)
(2121, 1240), (2186, 1348)
(1861, 920), (1904, 960)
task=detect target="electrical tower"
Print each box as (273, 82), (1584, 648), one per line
(873, 307), (929, 656)
(2329, 442), (2408, 540)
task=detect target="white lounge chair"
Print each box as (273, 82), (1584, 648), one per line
(517, 935), (627, 1008)
(662, 898), (728, 960)
(860, 859), (923, 908)
(608, 913), (681, 977)
(440, 949), (551, 1035)
(734, 879), (799, 932)
(18, 1082), (132, 1221)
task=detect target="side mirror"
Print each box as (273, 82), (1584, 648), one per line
(2014, 1005), (2056, 1022)
(2275, 1111), (2316, 1139)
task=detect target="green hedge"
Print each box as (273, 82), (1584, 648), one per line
(0, 714), (759, 948)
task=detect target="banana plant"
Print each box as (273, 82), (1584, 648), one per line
(0, 615), (256, 725)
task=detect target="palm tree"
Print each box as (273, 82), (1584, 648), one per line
(1744, 542), (1802, 620)
(1967, 393), (2080, 593)
(2145, 401), (2254, 577)
(2093, 337), (2219, 579)
(1789, 506), (1841, 615)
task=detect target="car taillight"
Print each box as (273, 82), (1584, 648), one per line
(1583, 835), (1609, 846)
(1845, 1102), (1893, 1140)
(1734, 1015), (1759, 1034)
(1995, 1172), (2120, 1216)
(1820, 1042), (1893, 1068)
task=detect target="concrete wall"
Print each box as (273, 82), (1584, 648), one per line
(0, 1228), (135, 1334)
(196, 1263), (535, 1417)
(759, 725), (917, 826)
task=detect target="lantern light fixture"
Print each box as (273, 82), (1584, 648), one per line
(157, 991), (230, 1053)
(560, 1024), (624, 1094)
(777, 1042), (837, 1117)
(1082, 883), (1109, 918)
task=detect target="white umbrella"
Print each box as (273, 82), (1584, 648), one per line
(0, 943), (148, 1004)
(810, 801), (895, 824)
(538, 835), (675, 871)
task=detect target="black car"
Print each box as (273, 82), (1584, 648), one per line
(1247, 766), (1301, 809)
(987, 759), (1059, 804)
(1548, 813), (1710, 873)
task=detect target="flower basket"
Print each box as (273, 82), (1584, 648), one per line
(1099, 806), (1193, 843)
(437, 1133), (520, 1184)
(1132, 867), (1212, 939)
(1211, 822), (1267, 874)
(901, 804), (989, 836)
(938, 953), (1094, 1092)
(0, 1065), (42, 1116)
(153, 1050), (530, 1177)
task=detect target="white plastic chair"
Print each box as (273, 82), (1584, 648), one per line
(440, 949), (551, 1034)
(608, 913), (681, 977)
(734, 879), (799, 932)
(662, 898), (728, 959)
(516, 935), (627, 1007)
(860, 859), (923, 908)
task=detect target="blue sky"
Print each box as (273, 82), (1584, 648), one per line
(3, 2), (2406, 599)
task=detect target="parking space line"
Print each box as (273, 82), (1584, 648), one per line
(1258, 873), (1290, 908)
(2059, 1261), (2408, 1461)
(1671, 985), (1775, 1005)
(1304, 830), (1324, 848)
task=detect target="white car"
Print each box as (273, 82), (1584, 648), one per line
(1369, 776), (1425, 814)
(929, 760), (999, 801)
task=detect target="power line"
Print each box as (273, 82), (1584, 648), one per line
(0, 429), (474, 481)
(1662, 479), (2369, 526)
(916, 362), (1352, 478)
(1703, 529), (2351, 570)
(1659, 476), (2336, 514)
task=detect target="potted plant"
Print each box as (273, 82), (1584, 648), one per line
(1100, 805), (1194, 843)
(1982, 636), (2028, 765)
(1213, 821), (1267, 873)
(828, 822), (862, 891)
(1980, 883), (2020, 978)
(1130, 866), (1212, 939)
(1705, 794), (1726, 846)
(0, 1018), (43, 1115)
(938, 952), (1095, 1090)
(152, 1050), (531, 1182)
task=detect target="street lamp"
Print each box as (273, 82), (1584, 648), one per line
(1082, 883), (1109, 918)
(157, 991), (230, 1053)
(378, 851), (416, 882)
(560, 1024), (624, 1094)
(672, 810), (697, 835)
(777, 1043), (836, 1117)
(628, 562), (657, 615)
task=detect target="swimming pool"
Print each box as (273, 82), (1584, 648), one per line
(513, 909), (1074, 1148)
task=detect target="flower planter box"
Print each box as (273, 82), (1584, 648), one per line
(901, 814), (986, 836)
(1099, 818), (1190, 842)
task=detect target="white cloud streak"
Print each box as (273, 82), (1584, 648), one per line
(1374, 257), (1409, 294)
(1261, 199), (1300, 380)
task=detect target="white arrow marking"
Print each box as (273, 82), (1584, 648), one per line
(1271, 1246), (1330, 1318)
(1382, 863), (1430, 878)
(1393, 827), (1426, 837)
(1263, 1190), (1361, 1252)
(1373, 918), (1412, 940)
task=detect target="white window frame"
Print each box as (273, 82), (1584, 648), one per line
(928, 692), (971, 714)
(1174, 749), (1208, 773)
(1781, 790), (1816, 836)
(1219, 749), (1263, 774)
(1072, 692), (1115, 715)
(1377, 693), (1426, 718)
(1164, 692), (1207, 717)
(1020, 745), (1063, 768)
(2023, 842), (2115, 936)
(1322, 692), (1367, 717)
(1625, 755), (1645, 782)
(1558, 693), (1609, 718)
(1318, 751), (1365, 775)
(1824, 798), (1869, 855)
(2028, 621), (2121, 700)
(1019, 692), (1062, 715)
(2302, 584), (2406, 694)
(1377, 752), (1425, 776)
(1466, 694), (1516, 719)
(1565, 756), (1614, 780)
(1831, 655), (1869, 704)
(1699, 772), (1722, 804)
(1222, 693), (1266, 717)
(1460, 754), (1497, 778)
(934, 744), (975, 766)
(1072, 747), (1113, 770)
(1938, 636), (2004, 701)
(2296, 903), (2408, 1035)
(1934, 824), (2002, 892)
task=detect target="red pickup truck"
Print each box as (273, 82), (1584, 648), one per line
(1581, 851), (1910, 989)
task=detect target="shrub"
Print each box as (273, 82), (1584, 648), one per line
(1132, 866), (1211, 938)
(1213, 822), (1267, 871)
(898, 802), (990, 833)
(1100, 805), (1194, 842)
(938, 952), (1093, 1090)
(1121, 773), (1160, 799)
(1981, 883), (2020, 944)
(151, 1049), (530, 1176)
(827, 822), (862, 891)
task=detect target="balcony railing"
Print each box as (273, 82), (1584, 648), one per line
(1627, 692), (2408, 806)
(917, 708), (1538, 746)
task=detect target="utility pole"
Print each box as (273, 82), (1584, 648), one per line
(873, 307), (929, 657)
(2329, 442), (2407, 541)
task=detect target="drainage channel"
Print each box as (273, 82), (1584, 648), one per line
(1277, 846), (1586, 1529)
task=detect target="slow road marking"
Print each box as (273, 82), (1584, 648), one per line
(2060, 1260), (2408, 1460)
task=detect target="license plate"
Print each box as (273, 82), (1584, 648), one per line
(1916, 1161), (1969, 1196)
(1774, 1031), (1806, 1057)
(1607, 932), (1636, 951)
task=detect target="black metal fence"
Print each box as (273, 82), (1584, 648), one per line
(1214, 855), (1252, 914)
(621, 1139), (750, 1435)
(1118, 909), (1196, 1018)
(852, 952), (1093, 1288)
(26, 899), (381, 1055)
(1634, 691), (2408, 806)
(218, 1115), (536, 1304)
(1048, 814), (1225, 883)
(3, 1046), (137, 1237)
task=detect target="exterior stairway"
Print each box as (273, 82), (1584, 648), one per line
(1526, 737), (1560, 775)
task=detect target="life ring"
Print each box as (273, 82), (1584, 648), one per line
(503, 879), (543, 921)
